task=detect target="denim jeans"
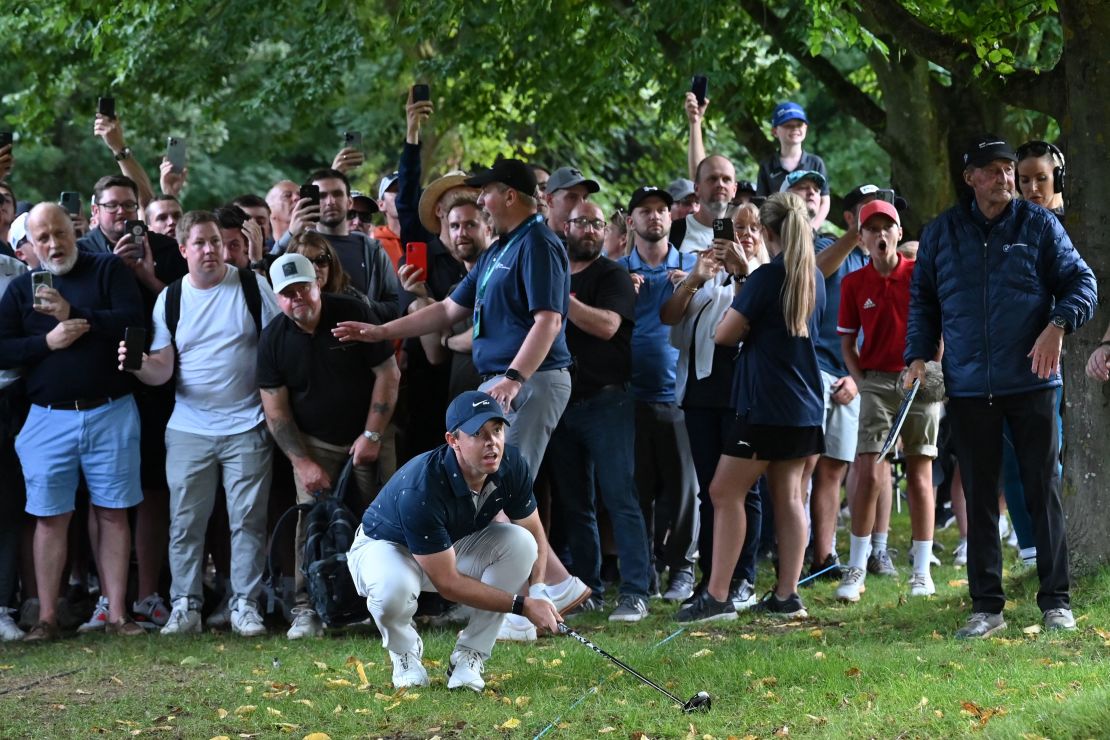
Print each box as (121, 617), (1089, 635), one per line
(547, 388), (651, 598)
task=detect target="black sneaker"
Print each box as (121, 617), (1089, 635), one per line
(751, 591), (808, 618)
(802, 553), (841, 586)
(674, 590), (737, 623)
(681, 580), (707, 608)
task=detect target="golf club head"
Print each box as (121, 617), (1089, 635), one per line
(683, 691), (712, 713)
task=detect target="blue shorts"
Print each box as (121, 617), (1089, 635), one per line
(15, 396), (143, 516)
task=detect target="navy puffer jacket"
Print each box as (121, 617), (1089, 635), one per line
(905, 198), (1096, 398)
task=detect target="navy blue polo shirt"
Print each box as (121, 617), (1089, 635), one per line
(360, 444), (537, 555)
(450, 215), (571, 375)
(729, 256), (826, 426)
(618, 245), (697, 403)
(814, 235), (868, 376)
(756, 151), (830, 196)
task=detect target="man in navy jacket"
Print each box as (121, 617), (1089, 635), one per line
(905, 134), (1096, 639)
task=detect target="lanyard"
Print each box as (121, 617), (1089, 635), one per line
(476, 215), (542, 302)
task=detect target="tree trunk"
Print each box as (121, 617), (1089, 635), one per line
(1058, 0), (1110, 574)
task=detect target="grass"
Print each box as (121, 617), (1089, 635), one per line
(2, 515), (1110, 739)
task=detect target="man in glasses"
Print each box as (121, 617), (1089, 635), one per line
(546, 202), (651, 622)
(258, 253), (399, 639)
(542, 166), (599, 237)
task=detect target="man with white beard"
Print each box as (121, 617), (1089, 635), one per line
(669, 154), (738, 253)
(0, 203), (146, 640)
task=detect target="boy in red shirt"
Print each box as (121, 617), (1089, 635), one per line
(835, 200), (942, 602)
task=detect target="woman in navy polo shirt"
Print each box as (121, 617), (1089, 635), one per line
(676, 192), (825, 623)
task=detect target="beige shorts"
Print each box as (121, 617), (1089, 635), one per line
(856, 371), (941, 458)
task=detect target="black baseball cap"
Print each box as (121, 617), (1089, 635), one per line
(736, 180), (757, 195)
(465, 158), (538, 195)
(627, 186), (674, 213)
(843, 183), (908, 214)
(963, 134), (1017, 168)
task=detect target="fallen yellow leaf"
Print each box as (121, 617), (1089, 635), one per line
(325, 679), (353, 688)
(514, 695), (530, 707)
(209, 736), (231, 740)
(500, 718), (521, 730)
(355, 662), (369, 687)
(598, 728), (615, 734)
(303, 734), (332, 740)
(266, 707), (282, 716)
(294, 700), (313, 707)
(1023, 624), (1042, 635)
(313, 662), (328, 671)
(234, 705), (256, 716)
(216, 708), (229, 719)
(692, 649), (713, 658)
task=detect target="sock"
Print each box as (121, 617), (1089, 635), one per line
(848, 534), (871, 571)
(1020, 546), (1037, 564)
(872, 532), (888, 555)
(831, 530), (839, 551)
(912, 540), (933, 574)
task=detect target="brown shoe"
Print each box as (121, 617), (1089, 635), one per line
(105, 618), (145, 636)
(23, 621), (61, 642)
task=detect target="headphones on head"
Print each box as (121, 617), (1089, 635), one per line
(1016, 140), (1066, 194)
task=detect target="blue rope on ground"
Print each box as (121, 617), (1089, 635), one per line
(797, 562), (837, 587)
(532, 627), (686, 739)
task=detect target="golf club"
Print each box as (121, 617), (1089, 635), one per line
(558, 622), (711, 713)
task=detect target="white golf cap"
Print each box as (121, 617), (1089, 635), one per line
(269, 253), (316, 294)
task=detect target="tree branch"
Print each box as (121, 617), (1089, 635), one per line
(855, 0), (1065, 115)
(737, 0), (886, 134)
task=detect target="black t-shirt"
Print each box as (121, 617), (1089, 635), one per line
(681, 304), (736, 409)
(257, 293), (394, 446)
(326, 233), (372, 297)
(567, 257), (636, 396)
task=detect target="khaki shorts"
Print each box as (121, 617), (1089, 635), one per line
(856, 371), (941, 458)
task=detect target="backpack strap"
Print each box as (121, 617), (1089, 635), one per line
(237, 267), (263, 336)
(264, 502), (316, 583)
(165, 277), (184, 342)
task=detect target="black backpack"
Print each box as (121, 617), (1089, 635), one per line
(267, 456), (369, 627)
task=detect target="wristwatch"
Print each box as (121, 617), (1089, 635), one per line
(114, 146), (133, 161)
(362, 430), (382, 443)
(511, 594), (526, 616)
(504, 368), (526, 384)
(248, 259), (267, 271)
(1051, 315), (1069, 332)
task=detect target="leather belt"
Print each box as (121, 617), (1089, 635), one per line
(49, 396), (116, 412)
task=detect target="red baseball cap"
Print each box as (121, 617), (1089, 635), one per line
(858, 199), (900, 228)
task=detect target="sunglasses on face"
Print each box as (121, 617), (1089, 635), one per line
(347, 210), (374, 221)
(310, 254), (331, 267)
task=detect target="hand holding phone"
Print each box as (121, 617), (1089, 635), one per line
(343, 131), (362, 151)
(166, 137), (187, 173)
(712, 217), (735, 241)
(405, 242), (428, 278)
(411, 84), (430, 102)
(690, 75), (709, 107)
(97, 96), (116, 120)
(122, 327), (146, 371)
(60, 192), (81, 216)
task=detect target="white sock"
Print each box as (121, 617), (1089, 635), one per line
(872, 532), (888, 554)
(848, 534), (871, 571)
(912, 540), (933, 575)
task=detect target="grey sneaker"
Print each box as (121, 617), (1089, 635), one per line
(867, 549), (899, 577)
(663, 569), (696, 602)
(835, 567), (867, 602)
(955, 612), (1006, 639)
(608, 595), (648, 623)
(568, 595), (606, 618)
(1043, 608), (1076, 631)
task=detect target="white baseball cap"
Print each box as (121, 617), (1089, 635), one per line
(269, 253), (316, 294)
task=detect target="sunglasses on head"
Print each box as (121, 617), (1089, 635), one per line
(1015, 140), (1062, 162)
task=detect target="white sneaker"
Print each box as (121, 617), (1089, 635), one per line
(286, 607), (324, 639)
(496, 613), (537, 642)
(0, 608), (25, 641)
(230, 600), (266, 637)
(447, 647), (486, 692)
(389, 635), (429, 689)
(547, 577), (592, 614)
(160, 598), (201, 635)
(133, 593), (171, 629)
(909, 572), (935, 597)
(953, 541), (968, 567)
(77, 595), (110, 633)
(835, 567), (867, 602)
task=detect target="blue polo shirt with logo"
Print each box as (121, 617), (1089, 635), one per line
(814, 235), (868, 376)
(618, 245), (697, 403)
(360, 444), (537, 556)
(450, 214), (571, 376)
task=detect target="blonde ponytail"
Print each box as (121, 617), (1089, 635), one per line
(759, 193), (816, 337)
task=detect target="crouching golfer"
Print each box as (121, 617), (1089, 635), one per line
(348, 390), (561, 692)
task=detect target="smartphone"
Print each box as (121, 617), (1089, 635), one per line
(123, 327), (147, 371)
(166, 136), (187, 173)
(0, 131), (12, 150)
(411, 83), (430, 102)
(691, 75), (709, 106)
(343, 131), (362, 151)
(405, 242), (428, 277)
(32, 271), (53, 307)
(299, 183), (320, 206)
(124, 219), (147, 241)
(60, 191), (81, 216)
(712, 217), (735, 241)
(97, 96), (116, 119)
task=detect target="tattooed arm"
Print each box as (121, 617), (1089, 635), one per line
(260, 385), (331, 493)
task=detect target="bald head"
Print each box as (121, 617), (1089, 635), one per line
(266, 180), (299, 238)
(27, 202), (78, 275)
(694, 154), (737, 218)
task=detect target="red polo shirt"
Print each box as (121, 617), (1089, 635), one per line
(837, 256), (915, 372)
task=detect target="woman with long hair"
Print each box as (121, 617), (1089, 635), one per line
(676, 192), (825, 622)
(287, 232), (371, 305)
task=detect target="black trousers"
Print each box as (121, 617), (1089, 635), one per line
(634, 401), (699, 572)
(947, 388), (1070, 614)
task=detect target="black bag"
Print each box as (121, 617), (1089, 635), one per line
(267, 456), (369, 627)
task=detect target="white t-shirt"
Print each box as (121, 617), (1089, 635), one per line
(680, 214), (713, 253)
(152, 265), (280, 435)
